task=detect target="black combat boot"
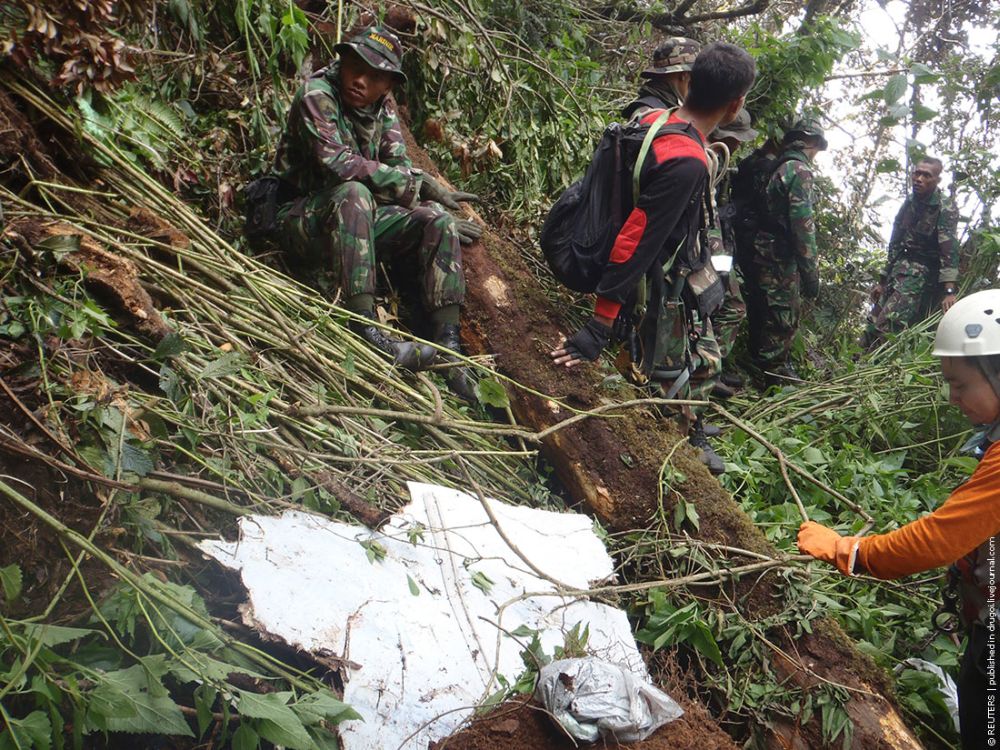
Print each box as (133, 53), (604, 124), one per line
(434, 322), (476, 402)
(350, 312), (436, 371)
(720, 371), (744, 388)
(711, 380), (737, 399)
(689, 418), (725, 476)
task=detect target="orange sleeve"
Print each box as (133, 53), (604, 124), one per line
(856, 441), (1000, 579)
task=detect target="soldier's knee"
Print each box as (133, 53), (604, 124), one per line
(329, 182), (375, 212)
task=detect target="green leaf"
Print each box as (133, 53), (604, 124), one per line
(0, 564), (23, 602)
(801, 446), (826, 465)
(307, 725), (342, 750)
(0, 711), (52, 750)
(86, 664), (193, 736)
(407, 574), (420, 596)
(236, 691), (311, 749)
(231, 723), (260, 750)
(360, 539), (387, 564)
(883, 73), (907, 104)
(875, 158), (901, 174)
(117, 442), (155, 477)
(199, 351), (247, 380)
(475, 378), (510, 409)
(905, 137), (926, 159)
(910, 62), (940, 84)
(36, 233), (81, 261)
(152, 332), (187, 360)
(688, 623), (724, 668)
(470, 570), (494, 594)
(912, 102), (937, 122)
(20, 623), (96, 647)
(291, 692), (360, 726)
(193, 684), (217, 737)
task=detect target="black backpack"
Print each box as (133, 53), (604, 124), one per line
(539, 111), (702, 293)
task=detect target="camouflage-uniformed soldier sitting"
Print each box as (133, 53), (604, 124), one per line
(621, 37), (700, 123)
(271, 26), (480, 396)
(743, 117), (826, 386)
(863, 157), (960, 349)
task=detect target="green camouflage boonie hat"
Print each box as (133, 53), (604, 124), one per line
(784, 116), (828, 150)
(335, 26), (407, 84)
(711, 108), (758, 143)
(641, 37), (700, 77)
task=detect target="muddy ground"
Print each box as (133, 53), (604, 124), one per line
(429, 694), (739, 750)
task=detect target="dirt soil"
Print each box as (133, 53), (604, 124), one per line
(429, 695), (737, 750)
(0, 350), (116, 620)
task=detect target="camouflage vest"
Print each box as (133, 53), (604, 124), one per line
(888, 190), (948, 270)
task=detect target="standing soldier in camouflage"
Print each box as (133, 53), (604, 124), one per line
(863, 157), (960, 349)
(708, 108), (758, 397)
(622, 37), (701, 123)
(271, 26), (480, 397)
(743, 118), (826, 386)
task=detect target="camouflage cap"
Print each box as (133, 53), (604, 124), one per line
(783, 116), (828, 150)
(335, 26), (407, 84)
(711, 108), (758, 143)
(641, 37), (700, 77)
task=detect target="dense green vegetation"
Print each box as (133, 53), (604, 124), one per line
(0, 0), (998, 748)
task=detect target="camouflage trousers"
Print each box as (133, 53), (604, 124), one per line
(276, 181), (465, 310)
(639, 284), (721, 432)
(864, 259), (938, 345)
(743, 254), (800, 370)
(710, 267), (746, 361)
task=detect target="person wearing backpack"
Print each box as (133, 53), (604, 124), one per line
(621, 37), (700, 124)
(798, 288), (1000, 749)
(550, 42), (756, 475)
(261, 26), (480, 398)
(742, 118), (826, 386)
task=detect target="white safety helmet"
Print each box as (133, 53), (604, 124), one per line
(933, 289), (1000, 357)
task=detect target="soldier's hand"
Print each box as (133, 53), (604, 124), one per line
(942, 294), (957, 313)
(550, 318), (612, 368)
(420, 175), (479, 210)
(454, 219), (482, 245)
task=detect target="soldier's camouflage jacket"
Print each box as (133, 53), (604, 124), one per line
(882, 188), (959, 284)
(754, 149), (818, 289)
(273, 62), (422, 207)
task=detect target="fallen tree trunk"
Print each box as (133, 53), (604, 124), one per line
(401, 128), (923, 749)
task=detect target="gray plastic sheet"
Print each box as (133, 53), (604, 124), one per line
(536, 657), (684, 743)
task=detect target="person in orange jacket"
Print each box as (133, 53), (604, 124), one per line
(798, 288), (1000, 748)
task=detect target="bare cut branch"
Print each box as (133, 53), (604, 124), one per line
(594, 0), (770, 30)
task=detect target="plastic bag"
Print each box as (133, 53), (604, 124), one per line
(535, 658), (683, 743)
(897, 658), (960, 733)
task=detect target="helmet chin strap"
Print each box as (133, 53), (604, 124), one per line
(976, 356), (1000, 403)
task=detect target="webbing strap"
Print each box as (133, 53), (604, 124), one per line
(632, 109), (673, 204)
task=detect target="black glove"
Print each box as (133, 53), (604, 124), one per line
(454, 219), (482, 245)
(802, 274), (820, 300)
(562, 319), (612, 362)
(419, 175), (479, 210)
